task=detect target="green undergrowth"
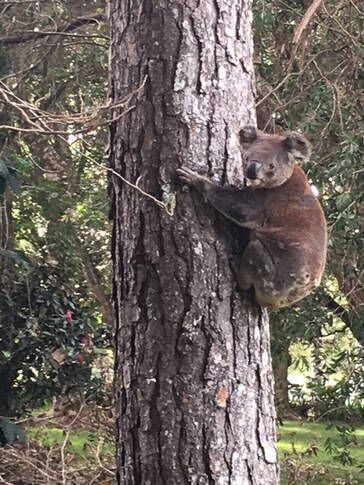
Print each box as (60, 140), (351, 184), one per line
(26, 419), (364, 483)
(278, 420), (364, 484)
(27, 426), (115, 458)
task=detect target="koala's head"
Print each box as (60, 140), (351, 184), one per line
(239, 126), (311, 188)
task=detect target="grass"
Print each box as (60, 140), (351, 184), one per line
(26, 419), (364, 483)
(27, 427), (97, 456)
(278, 420), (364, 484)
(27, 426), (115, 459)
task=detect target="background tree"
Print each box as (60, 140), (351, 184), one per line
(109, 0), (278, 483)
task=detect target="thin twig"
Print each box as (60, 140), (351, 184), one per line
(0, 75), (173, 215)
(12, 30), (108, 40)
(0, 13), (106, 45)
(60, 403), (85, 485)
(92, 158), (173, 216)
(0, 77), (146, 135)
(312, 60), (337, 136)
(0, 475), (14, 485)
(2, 448), (57, 480)
(321, 2), (359, 45)
(293, 0), (323, 45)
(94, 438), (114, 476)
(0, 0), (46, 3)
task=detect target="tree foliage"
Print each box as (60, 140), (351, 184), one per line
(254, 0), (363, 417)
(0, 264), (110, 417)
(0, 0), (111, 420)
(0, 0), (362, 430)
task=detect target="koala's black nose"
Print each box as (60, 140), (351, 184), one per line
(246, 161), (262, 180)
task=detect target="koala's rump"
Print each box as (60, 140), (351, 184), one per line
(249, 223), (326, 308)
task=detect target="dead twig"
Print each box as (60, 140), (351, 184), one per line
(94, 438), (114, 476)
(1, 448), (57, 481)
(82, 150), (174, 217)
(293, 0), (323, 45)
(0, 77), (146, 135)
(0, 75), (174, 216)
(0, 415), (116, 484)
(256, 54), (319, 107)
(60, 403), (86, 484)
(0, 13), (106, 45)
(0, 0), (46, 3)
(312, 60), (337, 136)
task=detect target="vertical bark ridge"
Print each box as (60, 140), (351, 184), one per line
(109, 1), (278, 483)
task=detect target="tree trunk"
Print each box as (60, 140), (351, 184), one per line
(271, 329), (296, 420)
(73, 237), (113, 326)
(109, 1), (278, 484)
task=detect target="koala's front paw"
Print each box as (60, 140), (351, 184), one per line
(177, 167), (205, 187)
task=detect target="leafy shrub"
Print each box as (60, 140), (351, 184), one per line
(0, 265), (111, 418)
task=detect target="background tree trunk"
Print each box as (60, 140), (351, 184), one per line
(109, 1), (278, 483)
(271, 327), (296, 420)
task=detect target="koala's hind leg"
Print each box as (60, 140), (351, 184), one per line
(232, 257), (252, 291)
(236, 239), (276, 296)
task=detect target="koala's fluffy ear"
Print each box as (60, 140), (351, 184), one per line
(283, 132), (311, 161)
(239, 125), (258, 148)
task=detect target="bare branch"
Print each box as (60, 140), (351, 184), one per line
(321, 292), (351, 328)
(293, 0), (323, 45)
(60, 404), (85, 484)
(0, 13), (106, 45)
(0, 75), (174, 216)
(0, 1), (46, 3)
(0, 77), (147, 135)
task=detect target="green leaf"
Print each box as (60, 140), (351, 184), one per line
(0, 419), (26, 446)
(0, 248), (32, 268)
(0, 160), (9, 177)
(7, 173), (21, 195)
(0, 176), (6, 196)
(335, 193), (351, 211)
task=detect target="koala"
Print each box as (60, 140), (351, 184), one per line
(177, 126), (327, 309)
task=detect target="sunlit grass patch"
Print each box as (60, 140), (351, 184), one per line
(27, 426), (115, 459)
(279, 420), (364, 484)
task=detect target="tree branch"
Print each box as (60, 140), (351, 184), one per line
(293, 0), (323, 45)
(0, 13), (106, 46)
(1, 1), (46, 3)
(322, 291), (364, 345)
(73, 238), (112, 327)
(322, 292), (351, 327)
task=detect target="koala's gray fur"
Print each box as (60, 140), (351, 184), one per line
(177, 126), (327, 309)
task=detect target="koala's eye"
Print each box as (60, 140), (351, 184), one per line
(269, 163), (275, 170)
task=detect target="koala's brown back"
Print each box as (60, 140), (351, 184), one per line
(250, 165), (327, 308)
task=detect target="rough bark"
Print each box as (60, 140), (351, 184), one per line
(109, 1), (278, 484)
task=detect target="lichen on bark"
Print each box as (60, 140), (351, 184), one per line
(109, 1), (278, 483)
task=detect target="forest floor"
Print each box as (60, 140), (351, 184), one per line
(1, 410), (363, 484)
(0, 403), (116, 484)
(279, 420), (364, 484)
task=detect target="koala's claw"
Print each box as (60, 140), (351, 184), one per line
(177, 167), (200, 186)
